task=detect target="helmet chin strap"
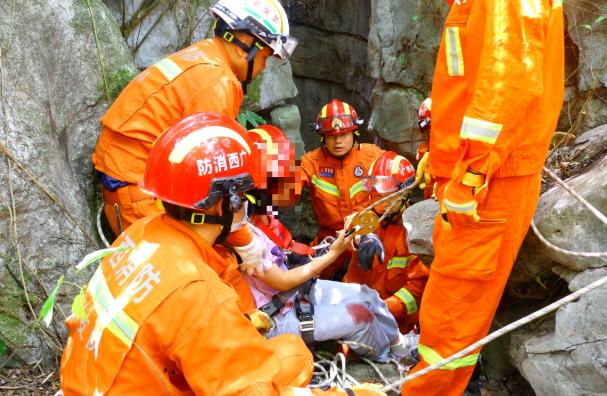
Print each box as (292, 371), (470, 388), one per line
(214, 21), (262, 92)
(216, 196), (234, 243)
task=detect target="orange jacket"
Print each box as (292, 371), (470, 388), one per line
(60, 214), (322, 395)
(300, 144), (383, 234)
(428, 0), (565, 182)
(92, 37), (242, 184)
(344, 223), (428, 325)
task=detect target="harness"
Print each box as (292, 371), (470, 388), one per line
(259, 279), (317, 345)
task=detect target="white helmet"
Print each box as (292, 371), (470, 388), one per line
(211, 0), (298, 60)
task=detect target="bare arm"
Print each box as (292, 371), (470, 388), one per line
(255, 230), (352, 291)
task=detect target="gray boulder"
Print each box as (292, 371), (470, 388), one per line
(533, 154), (607, 271)
(510, 268), (607, 395)
(0, 0), (136, 365)
(402, 199), (438, 265)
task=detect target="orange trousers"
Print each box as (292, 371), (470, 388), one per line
(102, 184), (159, 236)
(402, 173), (541, 396)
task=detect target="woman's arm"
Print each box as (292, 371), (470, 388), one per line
(255, 230), (351, 291)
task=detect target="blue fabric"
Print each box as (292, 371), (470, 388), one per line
(97, 172), (129, 192)
(267, 280), (399, 362)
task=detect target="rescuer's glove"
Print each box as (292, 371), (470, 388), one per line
(441, 171), (487, 230)
(246, 310), (273, 334)
(356, 233), (384, 271)
(384, 295), (406, 319)
(415, 151), (433, 191)
(233, 237), (266, 276)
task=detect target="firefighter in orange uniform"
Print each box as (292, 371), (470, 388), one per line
(403, 1), (565, 395)
(300, 99), (383, 279)
(60, 113), (385, 396)
(344, 151), (429, 334)
(92, 0), (297, 237)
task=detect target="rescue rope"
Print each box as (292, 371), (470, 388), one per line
(96, 205), (111, 248)
(312, 183), (418, 252)
(531, 220), (607, 258)
(542, 166), (607, 227)
(529, 166), (607, 258)
(380, 273), (607, 393)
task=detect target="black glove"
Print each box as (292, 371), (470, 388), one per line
(356, 233), (384, 271)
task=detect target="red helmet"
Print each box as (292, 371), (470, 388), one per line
(140, 112), (261, 211)
(314, 99), (364, 135)
(247, 125), (301, 211)
(362, 151), (416, 195)
(418, 97), (432, 133)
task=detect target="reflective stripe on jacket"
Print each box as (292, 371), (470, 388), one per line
(92, 37), (243, 184)
(300, 144), (384, 233)
(60, 214), (271, 395)
(428, 0), (565, 181)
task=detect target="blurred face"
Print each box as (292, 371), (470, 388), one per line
(324, 132), (355, 158)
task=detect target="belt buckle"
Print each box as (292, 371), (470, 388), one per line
(298, 311), (315, 332)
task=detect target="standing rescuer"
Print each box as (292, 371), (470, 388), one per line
(91, 0), (296, 267)
(404, 1), (565, 395)
(300, 99), (384, 279)
(60, 112), (386, 396)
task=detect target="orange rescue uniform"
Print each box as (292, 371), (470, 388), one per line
(92, 37), (242, 234)
(300, 143), (383, 278)
(60, 214), (316, 395)
(344, 223), (429, 333)
(403, 1), (564, 395)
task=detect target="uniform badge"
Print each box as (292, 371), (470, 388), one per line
(319, 167), (335, 178)
(354, 165), (364, 177)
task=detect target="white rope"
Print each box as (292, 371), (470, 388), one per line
(531, 166), (607, 258)
(381, 274), (607, 392)
(531, 220), (607, 258)
(542, 166), (607, 227)
(96, 205), (111, 248)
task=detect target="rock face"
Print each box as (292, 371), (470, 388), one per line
(508, 128), (607, 394)
(561, 1), (607, 134)
(367, 0), (448, 160)
(0, 0), (136, 365)
(510, 268), (607, 396)
(102, 0), (214, 68)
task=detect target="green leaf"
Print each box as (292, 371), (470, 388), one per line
(581, 24), (593, 30)
(71, 288), (88, 322)
(411, 15), (419, 22)
(237, 113), (247, 128)
(237, 110), (267, 129)
(76, 245), (128, 271)
(0, 339), (6, 356)
(595, 15), (606, 25)
(38, 275), (64, 327)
